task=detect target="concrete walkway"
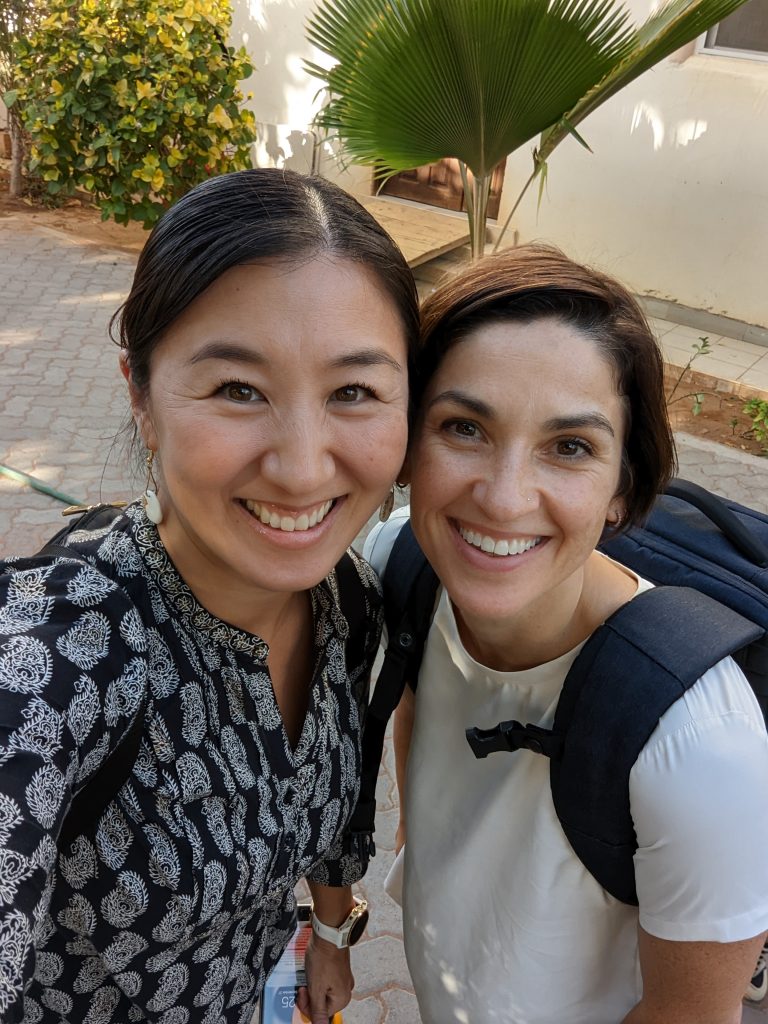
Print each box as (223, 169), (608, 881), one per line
(2, 216), (768, 1022)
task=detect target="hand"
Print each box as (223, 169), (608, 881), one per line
(296, 932), (353, 1023)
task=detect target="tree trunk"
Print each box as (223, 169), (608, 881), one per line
(8, 110), (24, 197)
(469, 172), (491, 260)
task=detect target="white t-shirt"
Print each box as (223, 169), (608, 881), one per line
(365, 507), (768, 1024)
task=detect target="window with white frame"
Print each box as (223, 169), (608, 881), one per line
(701, 0), (768, 59)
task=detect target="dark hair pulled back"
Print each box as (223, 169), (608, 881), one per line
(113, 168), (419, 397)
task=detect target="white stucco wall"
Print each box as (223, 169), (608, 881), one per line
(229, 0), (768, 326)
(501, 44), (768, 326)
(228, 0), (369, 193)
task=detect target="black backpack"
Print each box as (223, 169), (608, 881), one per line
(5, 505), (370, 849)
(346, 478), (768, 905)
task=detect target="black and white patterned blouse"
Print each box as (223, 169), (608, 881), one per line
(0, 502), (382, 1023)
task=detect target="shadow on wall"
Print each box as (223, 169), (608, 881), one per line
(229, 0), (326, 174)
(260, 123), (322, 174)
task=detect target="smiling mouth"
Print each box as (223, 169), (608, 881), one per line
(241, 499), (336, 532)
(458, 524), (542, 557)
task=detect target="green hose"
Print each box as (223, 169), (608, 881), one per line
(0, 464), (85, 506)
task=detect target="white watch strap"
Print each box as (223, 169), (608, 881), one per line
(310, 897), (367, 949)
(310, 912), (347, 949)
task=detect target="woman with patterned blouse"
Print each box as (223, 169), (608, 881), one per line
(0, 169), (417, 1024)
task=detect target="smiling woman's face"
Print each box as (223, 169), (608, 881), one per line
(407, 316), (627, 635)
(125, 256), (409, 618)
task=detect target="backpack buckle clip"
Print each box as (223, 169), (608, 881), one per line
(465, 720), (562, 759)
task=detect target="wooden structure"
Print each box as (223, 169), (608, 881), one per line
(358, 194), (469, 268)
(379, 157), (505, 219)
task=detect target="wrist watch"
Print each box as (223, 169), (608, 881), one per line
(310, 897), (369, 949)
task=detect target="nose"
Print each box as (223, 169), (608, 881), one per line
(472, 448), (539, 522)
(259, 416), (337, 498)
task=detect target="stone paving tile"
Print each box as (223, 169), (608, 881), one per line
(3, 220), (768, 1023)
(1, 219), (138, 556)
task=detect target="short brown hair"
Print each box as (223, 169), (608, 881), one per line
(416, 244), (676, 528)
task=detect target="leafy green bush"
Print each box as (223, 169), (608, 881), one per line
(9, 0), (256, 225)
(744, 398), (768, 451)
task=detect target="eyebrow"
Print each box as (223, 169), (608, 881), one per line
(188, 342), (265, 367)
(543, 413), (616, 437)
(187, 342), (402, 373)
(428, 392), (615, 437)
(427, 390), (494, 419)
(329, 349), (403, 373)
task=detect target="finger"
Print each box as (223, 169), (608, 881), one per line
(296, 986), (311, 1020)
(308, 989), (331, 1024)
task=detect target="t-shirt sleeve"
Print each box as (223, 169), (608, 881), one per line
(362, 505), (411, 579)
(0, 557), (148, 1022)
(630, 655), (768, 942)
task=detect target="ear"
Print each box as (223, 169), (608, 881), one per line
(397, 452), (411, 488)
(119, 352), (157, 451)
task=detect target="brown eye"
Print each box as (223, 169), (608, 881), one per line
(221, 382), (260, 402)
(333, 384), (375, 403)
(554, 438), (592, 458)
(447, 420), (478, 438)
(557, 439), (580, 456)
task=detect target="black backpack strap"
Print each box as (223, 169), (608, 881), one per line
(5, 504), (126, 573)
(335, 550), (372, 685)
(335, 550), (382, 861)
(664, 478), (768, 567)
(376, 520), (439, 707)
(345, 520), (439, 854)
(38, 503), (126, 560)
(464, 586), (763, 904)
(16, 504), (150, 848)
(551, 586), (763, 904)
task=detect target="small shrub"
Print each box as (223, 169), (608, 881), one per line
(11, 0), (256, 226)
(744, 398), (768, 451)
(665, 336), (712, 415)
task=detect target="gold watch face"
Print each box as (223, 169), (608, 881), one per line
(348, 906), (369, 946)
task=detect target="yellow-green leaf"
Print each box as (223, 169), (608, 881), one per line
(208, 103), (233, 130)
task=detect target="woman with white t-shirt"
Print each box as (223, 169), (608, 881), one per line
(364, 244), (768, 1024)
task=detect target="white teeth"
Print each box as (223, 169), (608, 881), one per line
(458, 525), (541, 557)
(243, 499), (334, 533)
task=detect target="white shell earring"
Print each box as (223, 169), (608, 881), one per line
(142, 450), (163, 525)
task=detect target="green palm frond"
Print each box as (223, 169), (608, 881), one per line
(306, 0), (637, 178)
(307, 0), (752, 258)
(539, 0), (756, 161)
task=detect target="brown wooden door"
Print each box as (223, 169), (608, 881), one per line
(377, 157), (505, 218)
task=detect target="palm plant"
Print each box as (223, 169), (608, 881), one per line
(306, 0), (753, 259)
